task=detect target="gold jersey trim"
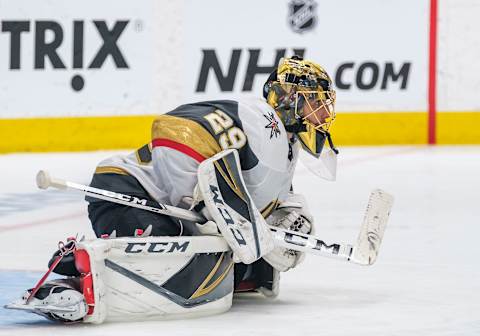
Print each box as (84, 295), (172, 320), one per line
(94, 166), (129, 175)
(152, 115), (221, 159)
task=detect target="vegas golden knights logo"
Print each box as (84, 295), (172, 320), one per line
(288, 0), (317, 34)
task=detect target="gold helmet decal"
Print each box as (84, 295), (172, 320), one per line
(263, 56), (337, 157)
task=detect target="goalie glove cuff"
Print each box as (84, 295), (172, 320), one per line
(263, 207), (314, 272)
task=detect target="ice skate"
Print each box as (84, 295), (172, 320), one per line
(5, 280), (88, 323)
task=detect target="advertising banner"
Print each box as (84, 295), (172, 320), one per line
(0, 0), (478, 151)
(184, 0), (429, 113)
(0, 0), (182, 118)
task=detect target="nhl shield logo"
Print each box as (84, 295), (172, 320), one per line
(288, 0), (317, 33)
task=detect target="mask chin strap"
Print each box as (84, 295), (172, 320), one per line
(284, 120), (307, 133)
(285, 120), (339, 156)
(325, 131), (339, 154)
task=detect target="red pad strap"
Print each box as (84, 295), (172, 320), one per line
(26, 255), (63, 303)
(74, 249), (95, 315)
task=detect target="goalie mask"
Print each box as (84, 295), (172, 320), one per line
(263, 56), (338, 158)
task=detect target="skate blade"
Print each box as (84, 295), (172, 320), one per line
(4, 302), (77, 313)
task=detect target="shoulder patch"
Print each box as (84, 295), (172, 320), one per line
(263, 111), (281, 139)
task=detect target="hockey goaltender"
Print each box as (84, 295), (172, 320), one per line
(5, 56), (393, 324)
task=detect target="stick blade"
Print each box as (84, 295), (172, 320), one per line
(352, 189), (394, 266)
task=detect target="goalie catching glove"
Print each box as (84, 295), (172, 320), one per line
(263, 193), (314, 272)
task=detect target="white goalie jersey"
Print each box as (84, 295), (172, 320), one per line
(96, 98), (300, 217)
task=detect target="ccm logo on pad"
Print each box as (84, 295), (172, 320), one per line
(125, 241), (190, 254)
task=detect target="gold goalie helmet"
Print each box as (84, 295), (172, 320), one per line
(263, 56), (338, 158)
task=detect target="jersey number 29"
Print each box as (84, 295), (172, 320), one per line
(204, 110), (247, 150)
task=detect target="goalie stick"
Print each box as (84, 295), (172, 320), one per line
(36, 170), (393, 266)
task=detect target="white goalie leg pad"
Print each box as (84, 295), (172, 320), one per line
(76, 236), (233, 324)
(197, 149), (274, 264)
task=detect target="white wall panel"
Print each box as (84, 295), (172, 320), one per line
(437, 0), (480, 111)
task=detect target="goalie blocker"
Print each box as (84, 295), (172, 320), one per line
(196, 149), (275, 264)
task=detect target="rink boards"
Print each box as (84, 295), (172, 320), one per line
(1, 0), (480, 152)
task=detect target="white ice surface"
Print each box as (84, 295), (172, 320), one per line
(0, 146), (479, 335)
